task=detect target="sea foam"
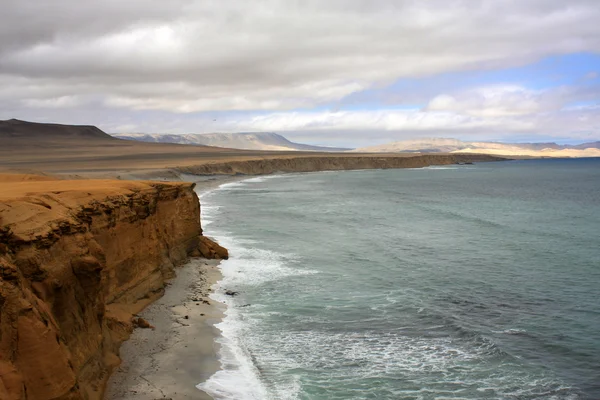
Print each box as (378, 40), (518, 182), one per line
(197, 178), (312, 400)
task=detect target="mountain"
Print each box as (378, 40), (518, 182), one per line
(0, 119), (114, 141)
(572, 141), (600, 150)
(114, 132), (351, 152)
(353, 138), (600, 158)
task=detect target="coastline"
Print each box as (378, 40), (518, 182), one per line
(105, 258), (224, 400)
(104, 165), (501, 400)
(0, 148), (508, 399)
(0, 175), (228, 400)
(171, 161), (599, 399)
(104, 176), (240, 400)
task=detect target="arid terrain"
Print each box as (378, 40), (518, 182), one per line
(0, 119), (504, 179)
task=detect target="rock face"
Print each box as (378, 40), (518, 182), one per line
(0, 176), (226, 400)
(177, 153), (505, 175)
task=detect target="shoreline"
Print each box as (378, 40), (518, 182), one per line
(105, 176), (239, 400)
(105, 258), (224, 400)
(0, 175), (227, 400)
(104, 164), (500, 400)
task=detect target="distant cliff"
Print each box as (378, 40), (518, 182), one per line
(176, 153), (506, 175)
(0, 176), (226, 400)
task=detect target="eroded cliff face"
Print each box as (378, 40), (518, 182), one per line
(176, 153), (506, 175)
(0, 176), (226, 400)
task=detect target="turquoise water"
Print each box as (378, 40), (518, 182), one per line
(197, 159), (600, 399)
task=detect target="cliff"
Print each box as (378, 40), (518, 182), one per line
(176, 153), (506, 175)
(0, 175), (226, 400)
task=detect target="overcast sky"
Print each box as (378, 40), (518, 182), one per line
(1, 0), (599, 147)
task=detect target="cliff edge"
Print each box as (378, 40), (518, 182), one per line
(0, 174), (226, 400)
(176, 153), (506, 175)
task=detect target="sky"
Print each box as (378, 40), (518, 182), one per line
(1, 0), (599, 147)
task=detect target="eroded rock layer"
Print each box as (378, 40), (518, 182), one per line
(0, 176), (226, 400)
(177, 153), (505, 175)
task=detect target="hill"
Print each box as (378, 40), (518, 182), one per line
(0, 119), (114, 141)
(114, 132), (351, 152)
(353, 138), (600, 157)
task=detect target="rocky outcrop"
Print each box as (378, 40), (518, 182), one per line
(195, 236), (229, 260)
(176, 153), (506, 175)
(0, 177), (225, 400)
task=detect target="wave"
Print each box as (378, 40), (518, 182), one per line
(196, 169), (587, 399)
(242, 175), (283, 183)
(200, 204), (222, 226)
(197, 181), (317, 400)
(197, 236), (316, 399)
(423, 166), (462, 170)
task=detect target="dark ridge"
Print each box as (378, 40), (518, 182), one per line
(0, 119), (114, 140)
(573, 141), (600, 150)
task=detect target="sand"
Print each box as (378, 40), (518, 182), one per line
(0, 172), (239, 400)
(104, 177), (237, 400)
(105, 258), (224, 400)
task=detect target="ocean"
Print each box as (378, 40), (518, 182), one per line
(197, 158), (600, 400)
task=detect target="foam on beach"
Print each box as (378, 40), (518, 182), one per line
(197, 177), (312, 399)
(194, 165), (594, 399)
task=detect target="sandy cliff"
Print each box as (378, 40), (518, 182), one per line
(176, 153), (505, 175)
(0, 175), (226, 400)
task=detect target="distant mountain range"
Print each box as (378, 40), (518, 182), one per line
(114, 132), (350, 152)
(353, 138), (600, 158)
(113, 131), (600, 157)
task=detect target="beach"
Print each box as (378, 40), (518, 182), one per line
(105, 258), (223, 400)
(105, 177), (243, 400)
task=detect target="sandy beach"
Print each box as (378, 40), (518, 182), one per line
(105, 258), (224, 400)
(105, 178), (238, 400)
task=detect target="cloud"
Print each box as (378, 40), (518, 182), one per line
(225, 108), (533, 133)
(2, 0), (600, 113)
(21, 95), (89, 109)
(425, 85), (562, 117)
